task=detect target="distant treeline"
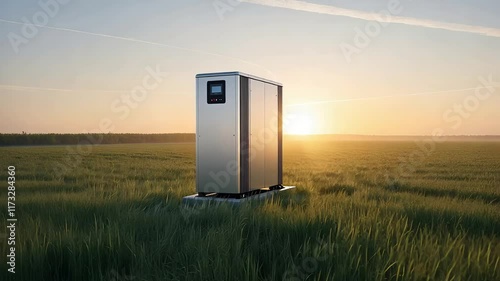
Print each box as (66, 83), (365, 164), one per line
(0, 133), (196, 146)
(1, 133), (498, 146)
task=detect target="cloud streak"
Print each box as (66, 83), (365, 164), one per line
(242, 0), (500, 38)
(0, 84), (128, 94)
(0, 18), (275, 78)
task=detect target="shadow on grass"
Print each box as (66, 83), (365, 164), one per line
(19, 184), (86, 195)
(318, 184), (355, 196)
(277, 188), (312, 209)
(17, 192), (180, 230)
(15, 193), (182, 281)
(15, 191), (340, 281)
(13, 189), (499, 281)
(385, 182), (500, 205)
(404, 205), (500, 237)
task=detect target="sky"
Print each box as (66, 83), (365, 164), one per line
(1, 0), (499, 135)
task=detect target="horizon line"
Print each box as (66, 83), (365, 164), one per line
(1, 132), (499, 137)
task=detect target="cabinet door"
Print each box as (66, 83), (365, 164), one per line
(249, 79), (266, 190)
(265, 83), (278, 187)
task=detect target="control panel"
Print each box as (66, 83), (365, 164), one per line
(207, 80), (226, 104)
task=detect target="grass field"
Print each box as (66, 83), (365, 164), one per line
(0, 140), (499, 281)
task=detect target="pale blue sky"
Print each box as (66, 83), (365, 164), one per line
(1, 0), (499, 135)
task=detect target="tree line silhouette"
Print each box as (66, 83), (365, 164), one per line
(0, 133), (195, 146)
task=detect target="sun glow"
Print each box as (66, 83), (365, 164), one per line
(284, 112), (315, 135)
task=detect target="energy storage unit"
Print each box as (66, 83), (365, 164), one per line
(196, 72), (283, 197)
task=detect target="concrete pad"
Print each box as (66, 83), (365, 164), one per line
(182, 186), (296, 206)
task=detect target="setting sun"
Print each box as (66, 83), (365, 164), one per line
(284, 112), (315, 135)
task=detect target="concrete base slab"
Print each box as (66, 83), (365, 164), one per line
(182, 186), (296, 206)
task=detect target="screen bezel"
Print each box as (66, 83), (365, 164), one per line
(207, 80), (226, 104)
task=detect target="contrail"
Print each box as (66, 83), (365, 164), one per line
(286, 86), (500, 107)
(242, 0), (500, 38)
(0, 18), (276, 78)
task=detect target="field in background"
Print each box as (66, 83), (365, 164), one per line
(0, 140), (499, 281)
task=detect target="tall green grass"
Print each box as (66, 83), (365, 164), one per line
(0, 141), (499, 280)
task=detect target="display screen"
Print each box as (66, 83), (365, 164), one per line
(211, 85), (222, 95)
(207, 80), (226, 104)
